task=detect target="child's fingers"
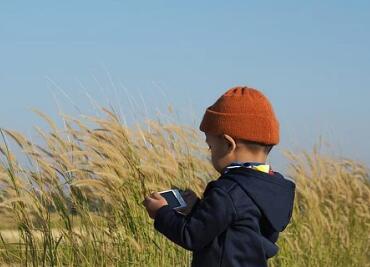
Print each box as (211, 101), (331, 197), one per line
(183, 189), (196, 196)
(144, 192), (157, 201)
(142, 196), (154, 206)
(182, 191), (191, 196)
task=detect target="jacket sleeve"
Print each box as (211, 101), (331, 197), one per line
(154, 185), (236, 251)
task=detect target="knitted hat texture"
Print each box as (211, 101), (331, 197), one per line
(199, 86), (280, 145)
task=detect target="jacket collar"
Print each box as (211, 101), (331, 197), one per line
(222, 161), (271, 175)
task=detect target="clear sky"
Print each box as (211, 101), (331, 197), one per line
(1, 1), (369, 172)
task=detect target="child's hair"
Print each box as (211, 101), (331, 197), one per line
(236, 138), (274, 155)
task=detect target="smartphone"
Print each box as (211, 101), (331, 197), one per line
(158, 189), (187, 210)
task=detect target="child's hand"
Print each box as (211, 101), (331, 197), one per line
(142, 192), (168, 219)
(177, 189), (200, 216)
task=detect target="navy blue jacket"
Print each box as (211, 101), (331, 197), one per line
(154, 165), (296, 267)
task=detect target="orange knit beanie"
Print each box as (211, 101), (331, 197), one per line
(199, 86), (280, 145)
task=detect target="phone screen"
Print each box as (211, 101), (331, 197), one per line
(160, 191), (181, 209)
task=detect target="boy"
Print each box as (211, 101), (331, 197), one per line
(143, 86), (296, 267)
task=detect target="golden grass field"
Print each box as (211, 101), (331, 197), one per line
(0, 108), (369, 266)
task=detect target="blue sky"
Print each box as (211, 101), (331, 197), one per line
(0, 1), (369, 172)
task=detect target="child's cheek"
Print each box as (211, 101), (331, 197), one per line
(210, 151), (219, 169)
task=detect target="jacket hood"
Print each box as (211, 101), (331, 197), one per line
(223, 167), (296, 232)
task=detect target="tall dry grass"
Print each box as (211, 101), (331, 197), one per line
(0, 107), (368, 267)
(271, 146), (370, 267)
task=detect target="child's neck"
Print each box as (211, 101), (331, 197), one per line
(231, 151), (267, 165)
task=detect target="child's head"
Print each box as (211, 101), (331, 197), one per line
(200, 86), (279, 173)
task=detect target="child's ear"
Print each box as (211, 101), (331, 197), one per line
(223, 134), (236, 152)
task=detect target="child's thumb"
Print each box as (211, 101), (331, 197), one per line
(152, 192), (163, 199)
